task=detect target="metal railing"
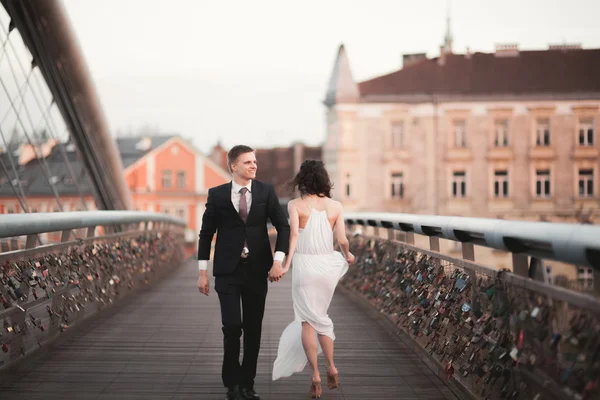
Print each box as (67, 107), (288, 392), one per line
(341, 212), (600, 400)
(0, 211), (186, 371)
(345, 212), (600, 288)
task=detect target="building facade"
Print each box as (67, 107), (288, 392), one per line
(323, 42), (600, 285)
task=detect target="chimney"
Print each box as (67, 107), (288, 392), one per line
(209, 141), (229, 172)
(465, 46), (472, 59)
(135, 137), (152, 151)
(402, 53), (427, 68)
(438, 45), (446, 66)
(494, 43), (519, 57)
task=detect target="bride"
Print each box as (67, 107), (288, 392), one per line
(270, 159), (355, 398)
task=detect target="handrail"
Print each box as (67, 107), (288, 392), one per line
(0, 211), (186, 239)
(345, 212), (600, 269)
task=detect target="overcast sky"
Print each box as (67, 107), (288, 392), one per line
(58, 0), (600, 154)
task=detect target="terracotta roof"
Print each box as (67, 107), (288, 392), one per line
(358, 49), (600, 97)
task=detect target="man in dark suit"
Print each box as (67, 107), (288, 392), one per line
(197, 145), (290, 400)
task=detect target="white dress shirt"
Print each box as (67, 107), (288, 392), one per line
(198, 180), (285, 271)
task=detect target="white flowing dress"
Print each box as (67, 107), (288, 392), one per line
(272, 208), (349, 381)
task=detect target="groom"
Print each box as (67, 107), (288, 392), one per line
(197, 145), (290, 400)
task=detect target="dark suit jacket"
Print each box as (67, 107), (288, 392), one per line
(197, 180), (290, 277)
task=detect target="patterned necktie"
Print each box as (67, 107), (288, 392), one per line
(239, 187), (249, 253)
(239, 187), (248, 222)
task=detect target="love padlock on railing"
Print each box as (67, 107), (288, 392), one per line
(444, 361), (454, 379)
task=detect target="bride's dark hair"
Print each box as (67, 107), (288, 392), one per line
(289, 159), (333, 198)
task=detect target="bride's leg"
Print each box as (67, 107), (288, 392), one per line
(318, 335), (339, 389)
(301, 322), (320, 380)
(317, 335), (336, 372)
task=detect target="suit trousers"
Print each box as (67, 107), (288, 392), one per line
(215, 258), (268, 389)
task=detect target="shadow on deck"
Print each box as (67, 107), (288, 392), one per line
(0, 259), (461, 400)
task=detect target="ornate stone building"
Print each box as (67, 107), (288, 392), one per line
(323, 39), (600, 284)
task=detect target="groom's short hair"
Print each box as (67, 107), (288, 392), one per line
(227, 145), (255, 173)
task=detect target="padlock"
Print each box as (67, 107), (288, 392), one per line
(5, 321), (13, 333)
(1, 295), (11, 309)
(445, 362), (454, 377)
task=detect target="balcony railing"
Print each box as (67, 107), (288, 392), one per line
(342, 212), (600, 400)
(0, 211), (186, 371)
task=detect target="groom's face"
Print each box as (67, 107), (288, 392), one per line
(232, 151), (257, 180)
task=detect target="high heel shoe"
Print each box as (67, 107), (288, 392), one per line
(326, 368), (339, 390)
(309, 378), (322, 398)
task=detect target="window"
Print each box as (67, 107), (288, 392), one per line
(177, 171), (186, 189)
(535, 169), (551, 198)
(391, 121), (404, 148)
(578, 119), (595, 146)
(578, 169), (594, 198)
(390, 172), (404, 199)
(535, 119), (551, 146)
(345, 173), (351, 198)
(7, 207), (14, 214)
(452, 171), (466, 198)
(162, 170), (172, 188)
(577, 267), (594, 291)
(494, 170), (509, 198)
(494, 120), (509, 147)
(453, 120), (466, 148)
(177, 207), (185, 219)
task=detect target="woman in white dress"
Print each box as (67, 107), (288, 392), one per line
(270, 160), (355, 398)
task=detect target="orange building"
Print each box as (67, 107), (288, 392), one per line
(0, 135), (230, 257)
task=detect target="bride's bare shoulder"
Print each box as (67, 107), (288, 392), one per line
(326, 198), (342, 206)
(326, 198), (343, 211)
(287, 198), (300, 209)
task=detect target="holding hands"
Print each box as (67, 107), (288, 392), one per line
(269, 260), (286, 283)
(269, 259), (291, 283)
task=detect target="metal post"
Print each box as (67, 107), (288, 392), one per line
(512, 254), (529, 277)
(60, 230), (71, 242)
(429, 236), (440, 252)
(25, 234), (37, 249)
(529, 257), (547, 282)
(462, 243), (475, 261)
(87, 226), (96, 238)
(387, 228), (395, 241)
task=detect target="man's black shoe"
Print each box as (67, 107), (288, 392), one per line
(226, 386), (240, 400)
(240, 387), (260, 400)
